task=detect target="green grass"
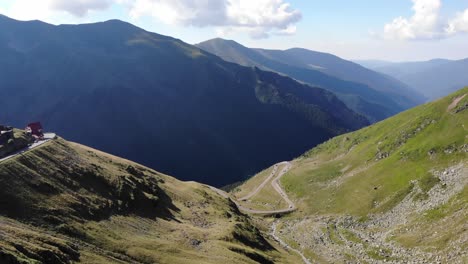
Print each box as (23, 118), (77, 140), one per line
(234, 163), (290, 211)
(339, 228), (363, 244)
(366, 247), (392, 261)
(0, 129), (34, 159)
(231, 165), (275, 199)
(240, 87), (468, 262)
(239, 186), (288, 211)
(392, 185), (468, 251)
(281, 87), (467, 217)
(327, 223), (345, 245)
(0, 138), (301, 264)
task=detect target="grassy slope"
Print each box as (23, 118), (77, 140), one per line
(0, 138), (301, 264)
(231, 165), (275, 199)
(283, 87), (467, 216)
(231, 164), (288, 211)
(0, 129), (34, 158)
(239, 87), (467, 262)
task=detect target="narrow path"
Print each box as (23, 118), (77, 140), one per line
(237, 162), (281, 201)
(209, 161), (295, 214)
(270, 162), (295, 210)
(208, 161), (312, 264)
(271, 221), (312, 264)
(0, 133), (56, 163)
(447, 93), (466, 112)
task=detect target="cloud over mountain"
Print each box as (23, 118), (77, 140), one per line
(1, 0), (301, 39)
(383, 0), (468, 40)
(49, 0), (112, 17)
(127, 0), (302, 38)
(0, 0), (113, 22)
(446, 9), (468, 35)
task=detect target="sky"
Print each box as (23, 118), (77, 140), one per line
(1, 0), (468, 61)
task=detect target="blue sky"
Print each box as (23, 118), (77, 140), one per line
(1, 0), (468, 61)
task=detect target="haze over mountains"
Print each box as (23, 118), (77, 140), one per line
(197, 38), (425, 123)
(0, 15), (368, 186)
(0, 9), (467, 264)
(356, 58), (468, 100)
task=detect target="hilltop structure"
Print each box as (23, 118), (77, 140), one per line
(26, 122), (44, 140)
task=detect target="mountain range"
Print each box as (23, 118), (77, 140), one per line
(1, 87), (465, 263)
(356, 58), (468, 100)
(197, 38), (425, 123)
(0, 15), (367, 187)
(0, 13), (466, 264)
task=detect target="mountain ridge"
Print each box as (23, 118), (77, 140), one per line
(357, 58), (468, 100)
(0, 14), (367, 187)
(197, 38), (425, 123)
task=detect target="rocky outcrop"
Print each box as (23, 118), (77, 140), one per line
(274, 163), (467, 263)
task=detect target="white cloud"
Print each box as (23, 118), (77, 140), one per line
(276, 25), (297, 36)
(383, 0), (468, 40)
(49, 0), (112, 17)
(384, 0), (442, 40)
(446, 9), (468, 35)
(3, 0), (55, 21)
(1, 0), (112, 23)
(1, 0), (300, 38)
(129, 0), (227, 26)
(127, 0), (302, 38)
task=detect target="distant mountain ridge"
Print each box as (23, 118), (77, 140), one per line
(197, 38), (425, 123)
(0, 15), (367, 187)
(356, 58), (468, 100)
(355, 58), (452, 79)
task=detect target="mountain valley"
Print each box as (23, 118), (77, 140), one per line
(0, 10), (467, 264)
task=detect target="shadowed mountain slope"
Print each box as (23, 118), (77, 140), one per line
(0, 135), (303, 263)
(197, 38), (425, 123)
(0, 15), (368, 186)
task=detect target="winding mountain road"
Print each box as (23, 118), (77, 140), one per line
(209, 161), (295, 215)
(237, 163), (281, 201)
(208, 161), (312, 264)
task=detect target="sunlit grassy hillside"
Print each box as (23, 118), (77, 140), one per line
(283, 87), (467, 217)
(0, 137), (301, 264)
(241, 87), (467, 262)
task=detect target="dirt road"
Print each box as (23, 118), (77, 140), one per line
(208, 161), (311, 264)
(0, 133), (56, 163)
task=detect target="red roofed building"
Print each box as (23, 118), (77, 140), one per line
(26, 122), (44, 139)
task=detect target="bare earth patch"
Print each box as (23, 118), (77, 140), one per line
(447, 94), (466, 112)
